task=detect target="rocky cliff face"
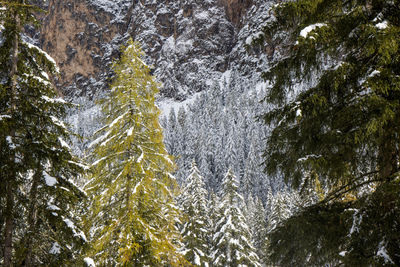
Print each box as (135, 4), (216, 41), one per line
(39, 0), (273, 100)
(37, 0), (278, 193)
(220, 0), (253, 26)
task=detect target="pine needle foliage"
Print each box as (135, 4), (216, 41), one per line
(0, 1), (86, 266)
(256, 0), (400, 265)
(85, 39), (185, 266)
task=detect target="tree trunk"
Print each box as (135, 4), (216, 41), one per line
(379, 129), (398, 181)
(3, 7), (20, 266)
(3, 183), (14, 267)
(23, 167), (41, 267)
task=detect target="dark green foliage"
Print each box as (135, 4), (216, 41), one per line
(262, 0), (400, 188)
(0, 1), (86, 265)
(268, 202), (349, 266)
(268, 180), (400, 266)
(258, 0), (400, 265)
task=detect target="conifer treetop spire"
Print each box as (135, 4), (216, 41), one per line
(86, 39), (185, 266)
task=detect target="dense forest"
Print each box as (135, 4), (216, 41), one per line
(1, 0), (399, 266)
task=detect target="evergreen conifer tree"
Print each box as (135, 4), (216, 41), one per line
(266, 192), (291, 234)
(85, 39), (184, 266)
(180, 160), (210, 266)
(0, 1), (86, 265)
(212, 169), (261, 267)
(207, 190), (221, 260)
(257, 0), (400, 265)
(251, 197), (268, 263)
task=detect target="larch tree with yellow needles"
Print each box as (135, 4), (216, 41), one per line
(85, 39), (185, 266)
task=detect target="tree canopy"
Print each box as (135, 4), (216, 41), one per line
(0, 1), (86, 265)
(85, 39), (185, 266)
(257, 0), (400, 265)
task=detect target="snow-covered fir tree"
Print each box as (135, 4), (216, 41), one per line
(207, 190), (221, 261)
(85, 39), (184, 266)
(0, 1), (87, 266)
(247, 196), (269, 263)
(162, 75), (278, 201)
(267, 191), (292, 234)
(180, 160), (210, 266)
(212, 169), (261, 267)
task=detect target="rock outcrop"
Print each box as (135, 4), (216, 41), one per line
(39, 0), (268, 100)
(220, 0), (253, 26)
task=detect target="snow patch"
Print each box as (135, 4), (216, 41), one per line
(6, 136), (16, 149)
(49, 242), (61, 254)
(127, 127), (133, 137)
(349, 209), (362, 236)
(368, 70), (380, 78)
(43, 171), (58, 186)
(245, 31), (263, 46)
(195, 11), (209, 20)
(42, 95), (66, 104)
(158, 92), (201, 116)
(25, 42), (60, 73)
(376, 241), (394, 264)
(0, 114), (11, 121)
(297, 154), (321, 163)
(84, 257), (96, 267)
(63, 217), (87, 242)
(300, 23), (327, 38)
(68, 160), (90, 170)
(194, 252), (201, 265)
(375, 21), (388, 30)
(23, 74), (51, 86)
(109, 112), (127, 128)
(50, 115), (67, 129)
(88, 130), (110, 149)
(48, 204), (61, 211)
(58, 137), (70, 150)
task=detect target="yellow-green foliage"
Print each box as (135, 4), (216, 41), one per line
(85, 39), (185, 266)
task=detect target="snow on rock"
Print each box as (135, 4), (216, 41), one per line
(245, 31), (263, 46)
(88, 0), (131, 23)
(300, 23), (327, 38)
